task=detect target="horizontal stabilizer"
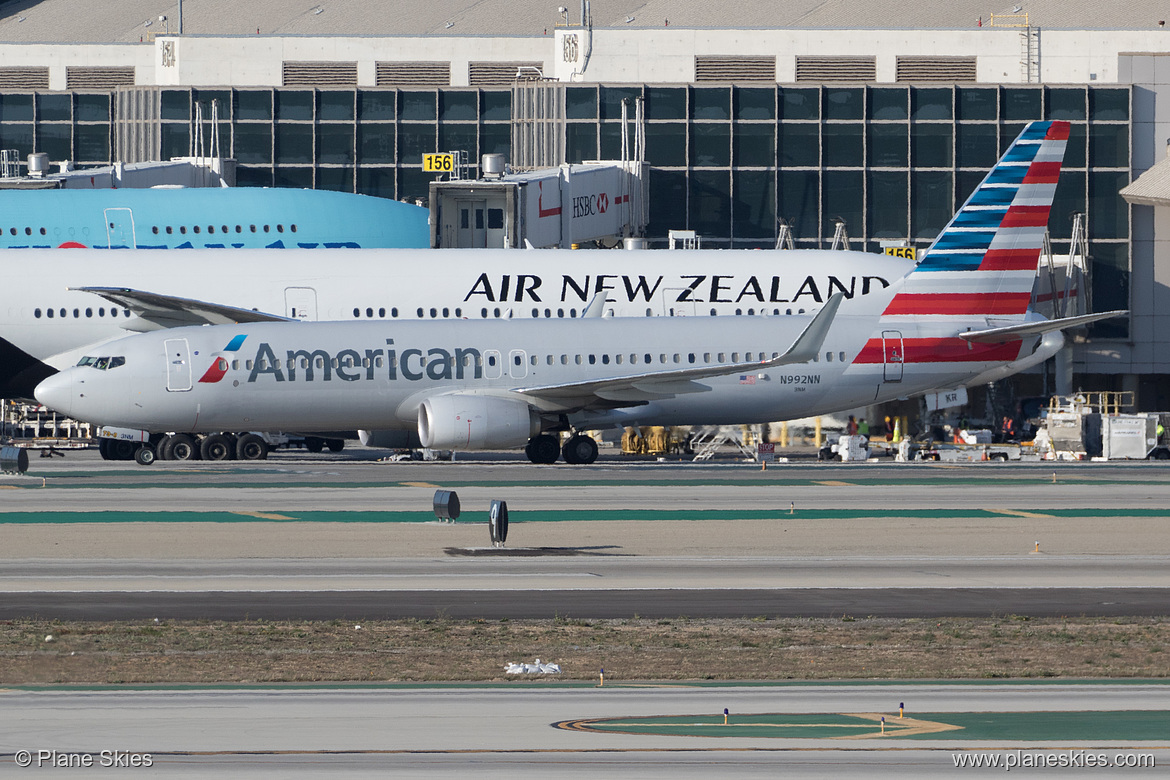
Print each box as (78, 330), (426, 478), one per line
(72, 287), (292, 330)
(959, 310), (1127, 344)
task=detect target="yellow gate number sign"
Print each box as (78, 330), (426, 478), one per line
(883, 246), (916, 260)
(423, 153), (454, 173)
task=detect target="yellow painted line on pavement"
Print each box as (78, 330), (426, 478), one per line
(844, 713), (963, 739)
(402, 482), (441, 488)
(986, 509), (1055, 519)
(231, 511), (297, 520)
(815, 481), (855, 487)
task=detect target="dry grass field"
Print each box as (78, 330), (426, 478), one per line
(3, 616), (1167, 685)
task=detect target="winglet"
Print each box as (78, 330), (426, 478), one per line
(582, 292), (609, 319)
(767, 293), (844, 366)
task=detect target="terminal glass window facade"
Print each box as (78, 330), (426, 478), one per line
(0, 82), (1128, 335)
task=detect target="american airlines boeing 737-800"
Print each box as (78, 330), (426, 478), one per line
(34, 122), (1124, 465)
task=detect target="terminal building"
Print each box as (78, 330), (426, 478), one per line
(0, 1), (1167, 411)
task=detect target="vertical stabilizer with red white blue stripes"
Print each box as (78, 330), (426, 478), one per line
(882, 120), (1069, 322)
(847, 121), (1070, 387)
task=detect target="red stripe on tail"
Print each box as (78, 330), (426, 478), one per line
(1000, 205), (1052, 228)
(1023, 161), (1061, 184)
(978, 248), (1041, 271)
(882, 292), (1032, 316)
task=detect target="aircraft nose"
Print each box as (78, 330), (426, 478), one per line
(34, 371), (72, 416)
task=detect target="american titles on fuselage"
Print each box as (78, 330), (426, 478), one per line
(219, 338), (785, 385)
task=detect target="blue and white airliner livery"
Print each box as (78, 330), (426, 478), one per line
(34, 122), (1126, 465)
(0, 188), (430, 250)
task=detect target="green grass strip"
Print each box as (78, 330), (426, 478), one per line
(0, 507), (1168, 523)
(575, 710), (1170, 741)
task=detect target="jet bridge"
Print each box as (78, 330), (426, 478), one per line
(429, 159), (645, 249)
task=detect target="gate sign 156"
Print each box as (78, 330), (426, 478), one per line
(424, 153), (454, 173)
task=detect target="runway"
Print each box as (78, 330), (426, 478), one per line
(1, 452), (1168, 620)
(2, 452), (1168, 776)
(1, 683), (1166, 777)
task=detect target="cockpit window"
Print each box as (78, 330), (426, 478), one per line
(76, 356), (126, 370)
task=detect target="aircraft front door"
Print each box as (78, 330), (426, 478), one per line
(104, 208), (136, 248)
(164, 338), (192, 392)
(882, 330), (904, 382)
(284, 287), (318, 320)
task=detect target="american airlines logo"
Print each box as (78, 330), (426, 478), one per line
(198, 334), (247, 383)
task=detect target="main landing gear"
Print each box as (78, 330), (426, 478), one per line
(524, 433), (599, 465)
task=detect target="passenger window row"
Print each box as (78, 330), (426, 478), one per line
(149, 223), (297, 236)
(345, 307), (809, 321)
(35, 307), (131, 319)
(5, 227), (48, 236)
(237, 351), (787, 374)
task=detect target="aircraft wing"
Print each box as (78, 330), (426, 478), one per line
(518, 293), (843, 409)
(72, 287), (293, 331)
(959, 310), (1127, 344)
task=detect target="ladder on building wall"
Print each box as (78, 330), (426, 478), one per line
(0, 149), (19, 178)
(829, 219), (851, 251)
(991, 13), (1039, 83)
(1020, 25), (1040, 83)
(775, 218), (795, 250)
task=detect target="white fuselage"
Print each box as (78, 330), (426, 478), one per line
(5, 247), (914, 369)
(37, 300), (1033, 439)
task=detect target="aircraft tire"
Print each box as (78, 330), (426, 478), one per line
(168, 434), (199, 461)
(525, 435), (560, 464)
(237, 434), (268, 461)
(97, 438), (112, 460)
(112, 440), (137, 461)
(156, 434), (174, 460)
(305, 437), (325, 453)
(326, 438), (345, 453)
(201, 433), (234, 461)
(561, 434), (598, 465)
(133, 444), (156, 466)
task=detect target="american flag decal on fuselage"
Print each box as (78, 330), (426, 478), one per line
(854, 120), (1069, 369)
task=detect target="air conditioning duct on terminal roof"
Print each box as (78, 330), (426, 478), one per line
(358, 429), (424, 449)
(418, 394), (540, 450)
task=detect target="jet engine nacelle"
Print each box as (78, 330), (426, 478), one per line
(358, 429), (424, 449)
(418, 394), (540, 450)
